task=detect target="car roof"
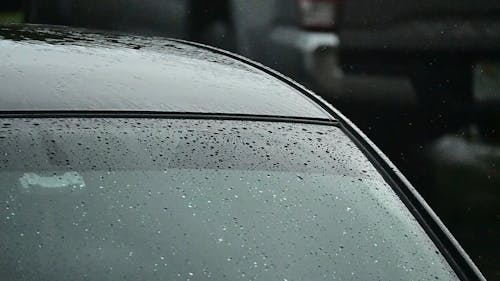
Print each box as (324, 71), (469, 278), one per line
(0, 24), (330, 120)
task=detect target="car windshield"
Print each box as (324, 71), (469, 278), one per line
(0, 118), (457, 281)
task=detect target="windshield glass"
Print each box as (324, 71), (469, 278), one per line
(0, 118), (457, 281)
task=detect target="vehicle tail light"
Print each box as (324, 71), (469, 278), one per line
(298, 0), (339, 30)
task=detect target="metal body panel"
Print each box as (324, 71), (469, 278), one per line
(0, 25), (328, 119)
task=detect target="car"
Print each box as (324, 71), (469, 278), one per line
(0, 24), (485, 281)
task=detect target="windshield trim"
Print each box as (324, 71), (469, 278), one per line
(0, 110), (338, 126)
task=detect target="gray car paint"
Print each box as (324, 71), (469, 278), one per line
(0, 25), (328, 119)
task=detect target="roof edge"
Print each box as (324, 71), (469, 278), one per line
(170, 38), (337, 121)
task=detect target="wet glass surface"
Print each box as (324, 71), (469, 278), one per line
(0, 118), (457, 281)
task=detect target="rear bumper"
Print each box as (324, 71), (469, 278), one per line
(263, 26), (419, 106)
(265, 26), (342, 93)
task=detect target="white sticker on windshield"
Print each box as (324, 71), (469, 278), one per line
(19, 172), (86, 192)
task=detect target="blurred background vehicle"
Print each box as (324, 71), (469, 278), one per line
(1, 0), (499, 279)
